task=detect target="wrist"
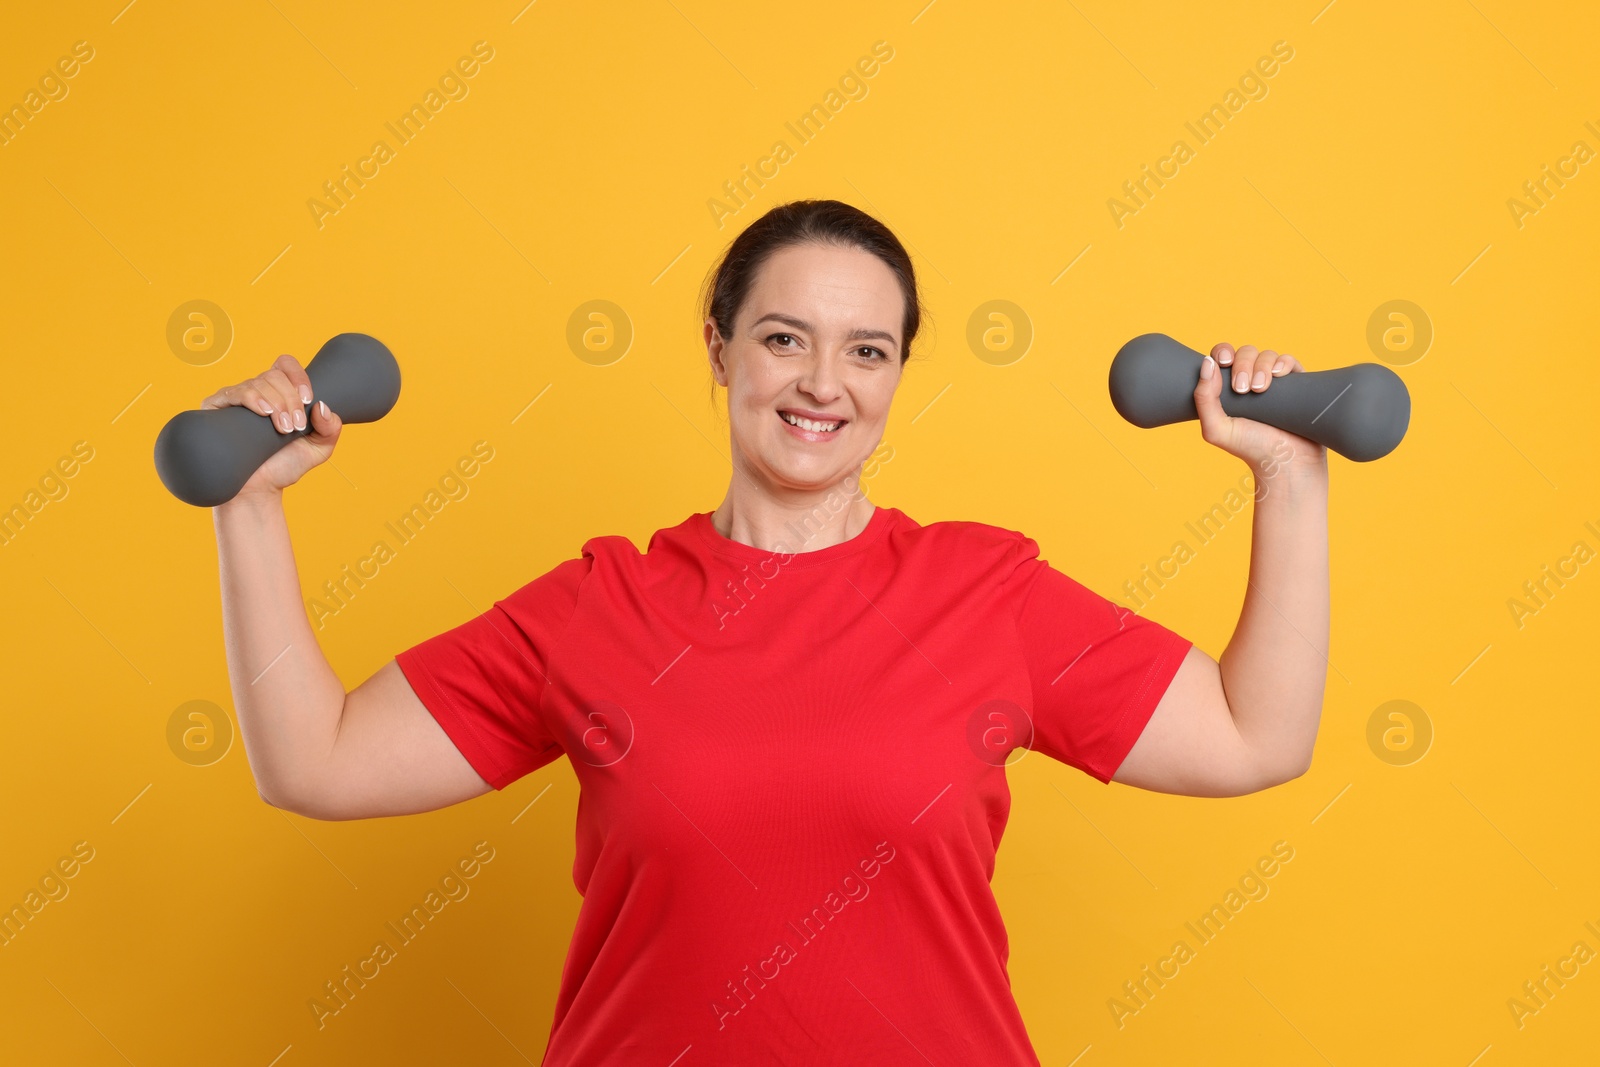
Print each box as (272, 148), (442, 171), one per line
(1254, 458), (1327, 503)
(214, 489), (284, 520)
(1255, 438), (1326, 477)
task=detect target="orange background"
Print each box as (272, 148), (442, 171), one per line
(2, 1), (1597, 1063)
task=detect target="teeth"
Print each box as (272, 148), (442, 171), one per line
(781, 412), (841, 432)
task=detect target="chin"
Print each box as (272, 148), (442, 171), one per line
(759, 453), (845, 489)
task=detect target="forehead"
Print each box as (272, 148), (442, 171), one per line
(742, 243), (902, 326)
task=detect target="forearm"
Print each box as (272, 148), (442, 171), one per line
(213, 492), (346, 806)
(1219, 460), (1330, 781)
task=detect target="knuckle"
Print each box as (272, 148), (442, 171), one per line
(265, 371), (297, 405)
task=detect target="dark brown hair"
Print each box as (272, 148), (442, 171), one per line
(699, 199), (927, 377)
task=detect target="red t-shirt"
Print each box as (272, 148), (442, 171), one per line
(394, 504), (1192, 1065)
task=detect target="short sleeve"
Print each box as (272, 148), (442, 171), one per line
(1006, 534), (1193, 784)
(394, 555), (591, 790)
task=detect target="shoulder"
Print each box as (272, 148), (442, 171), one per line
(897, 513), (1038, 560)
(494, 553), (592, 618)
(516, 519), (693, 597)
(885, 512), (1045, 592)
(492, 530), (639, 611)
(499, 512), (705, 605)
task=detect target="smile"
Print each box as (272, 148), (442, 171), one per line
(779, 411), (844, 432)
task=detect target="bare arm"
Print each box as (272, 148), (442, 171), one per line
(208, 355), (491, 819)
(1113, 342), (1330, 796)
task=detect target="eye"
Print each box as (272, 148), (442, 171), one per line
(856, 346), (889, 361)
(766, 332), (799, 349)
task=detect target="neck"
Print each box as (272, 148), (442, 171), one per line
(711, 476), (876, 555)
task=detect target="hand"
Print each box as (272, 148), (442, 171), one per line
(1195, 342), (1327, 478)
(200, 354), (343, 501)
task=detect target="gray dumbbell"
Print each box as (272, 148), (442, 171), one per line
(1108, 333), (1410, 461)
(154, 332), (401, 506)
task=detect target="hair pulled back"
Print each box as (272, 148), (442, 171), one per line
(700, 199), (926, 371)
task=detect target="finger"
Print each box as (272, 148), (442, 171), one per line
(202, 382), (276, 418)
(1230, 344), (1259, 394)
(1273, 353), (1304, 374)
(308, 398), (342, 440)
(274, 354), (313, 408)
(1193, 352), (1232, 450)
(1213, 341), (1236, 369)
(260, 368), (302, 432)
(1250, 348), (1282, 392)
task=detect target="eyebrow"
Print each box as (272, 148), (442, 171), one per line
(749, 312), (899, 351)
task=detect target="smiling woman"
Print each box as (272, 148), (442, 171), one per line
(211, 195), (1328, 1066)
(695, 199), (926, 552)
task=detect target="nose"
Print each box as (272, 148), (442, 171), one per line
(796, 349), (844, 404)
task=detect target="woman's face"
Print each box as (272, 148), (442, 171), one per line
(705, 242), (904, 497)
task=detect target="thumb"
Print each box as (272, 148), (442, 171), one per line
(302, 399), (342, 456)
(1193, 353), (1233, 451)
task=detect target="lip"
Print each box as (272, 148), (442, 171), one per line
(777, 408), (847, 442)
(778, 407), (849, 423)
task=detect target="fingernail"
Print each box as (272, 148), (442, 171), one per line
(1252, 370), (1267, 389)
(1234, 371), (1248, 392)
(278, 411), (291, 431)
(300, 385), (312, 405)
(1200, 355), (1214, 380)
(1272, 365), (1289, 375)
(318, 400), (329, 417)
(258, 400), (273, 415)
(294, 407), (306, 430)
(1218, 348), (1233, 365)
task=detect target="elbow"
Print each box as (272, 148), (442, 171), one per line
(1283, 735), (1317, 783)
(1256, 747), (1314, 792)
(256, 773), (348, 821)
(258, 783), (313, 816)
(256, 776), (293, 811)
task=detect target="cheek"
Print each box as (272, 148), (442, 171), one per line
(735, 381), (787, 428)
(858, 386), (897, 424)
(740, 364), (786, 403)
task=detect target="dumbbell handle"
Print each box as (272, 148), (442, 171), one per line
(154, 332), (401, 507)
(1108, 333), (1410, 461)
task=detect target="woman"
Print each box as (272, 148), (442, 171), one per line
(209, 199), (1329, 1064)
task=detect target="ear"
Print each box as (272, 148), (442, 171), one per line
(705, 319), (729, 387)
